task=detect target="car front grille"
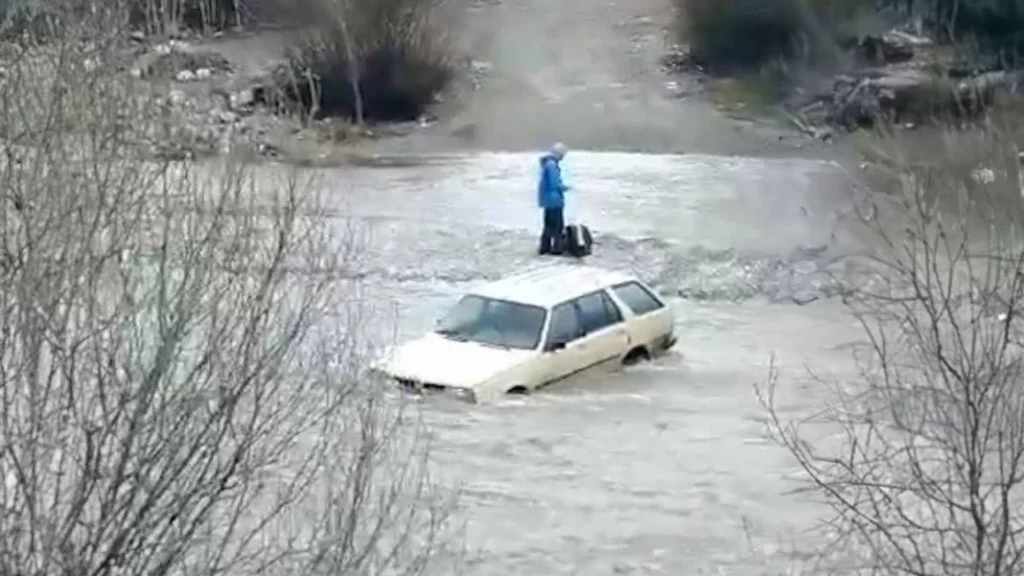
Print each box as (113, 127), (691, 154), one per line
(395, 378), (475, 402)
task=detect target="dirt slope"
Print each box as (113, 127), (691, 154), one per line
(188, 0), (841, 158)
(357, 0), (823, 156)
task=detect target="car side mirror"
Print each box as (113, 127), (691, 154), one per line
(545, 340), (566, 352)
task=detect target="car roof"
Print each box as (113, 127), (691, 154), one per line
(469, 263), (636, 308)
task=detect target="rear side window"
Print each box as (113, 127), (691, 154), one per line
(575, 291), (622, 333)
(547, 302), (583, 345)
(612, 281), (665, 316)
(600, 291), (623, 323)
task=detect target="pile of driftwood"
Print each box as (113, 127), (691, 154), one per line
(787, 29), (1024, 137)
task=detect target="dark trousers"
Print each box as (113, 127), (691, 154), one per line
(539, 207), (564, 255)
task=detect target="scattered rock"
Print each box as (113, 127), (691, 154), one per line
(661, 45), (700, 73)
(887, 29), (934, 48)
(256, 142), (281, 158)
(470, 59), (492, 74)
(211, 109), (238, 124)
(853, 31), (920, 66)
(229, 88), (256, 110)
(771, 26), (1024, 136)
(789, 46), (1024, 134)
(972, 167), (997, 184)
(175, 69), (196, 82)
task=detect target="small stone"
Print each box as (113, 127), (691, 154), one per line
(229, 89), (255, 109)
(211, 109), (237, 124)
(175, 69), (196, 82)
(971, 167), (996, 184)
(195, 67), (212, 79)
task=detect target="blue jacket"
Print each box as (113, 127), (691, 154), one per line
(537, 153), (568, 209)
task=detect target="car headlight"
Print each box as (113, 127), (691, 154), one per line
(450, 387), (476, 403)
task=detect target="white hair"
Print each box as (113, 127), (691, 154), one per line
(551, 142), (568, 158)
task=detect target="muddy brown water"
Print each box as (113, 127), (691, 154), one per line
(250, 150), (872, 575)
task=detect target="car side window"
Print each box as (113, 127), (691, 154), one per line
(546, 302), (582, 346)
(601, 290), (623, 324)
(575, 291), (620, 334)
(612, 281), (665, 316)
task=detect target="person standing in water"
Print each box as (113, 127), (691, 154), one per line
(536, 142), (570, 255)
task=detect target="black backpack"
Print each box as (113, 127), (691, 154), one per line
(563, 224), (593, 258)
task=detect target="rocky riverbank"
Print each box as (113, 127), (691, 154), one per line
(109, 27), (479, 165)
(121, 31), (369, 162)
(667, 25), (1024, 145)
(15, 0), (855, 166)
(790, 29), (1024, 138)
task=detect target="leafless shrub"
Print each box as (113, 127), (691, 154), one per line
(278, 0), (457, 123)
(758, 119), (1024, 575)
(670, 0), (871, 72)
(0, 4), (456, 576)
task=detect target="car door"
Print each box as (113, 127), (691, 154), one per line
(541, 301), (588, 383)
(610, 280), (673, 347)
(571, 290), (630, 369)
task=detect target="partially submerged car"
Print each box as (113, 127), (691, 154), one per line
(375, 264), (676, 403)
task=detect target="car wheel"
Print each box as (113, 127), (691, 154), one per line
(622, 347), (650, 366)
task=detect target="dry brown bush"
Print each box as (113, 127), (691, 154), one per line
(276, 0), (457, 122)
(0, 3), (457, 575)
(671, 0), (875, 72)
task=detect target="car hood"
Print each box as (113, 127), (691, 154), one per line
(379, 333), (535, 389)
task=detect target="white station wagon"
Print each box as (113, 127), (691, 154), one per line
(376, 264), (676, 403)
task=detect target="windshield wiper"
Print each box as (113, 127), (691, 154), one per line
(435, 328), (467, 341)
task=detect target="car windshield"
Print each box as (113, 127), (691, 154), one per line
(435, 295), (547, 351)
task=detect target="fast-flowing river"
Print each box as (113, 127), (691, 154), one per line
(260, 150), (870, 575)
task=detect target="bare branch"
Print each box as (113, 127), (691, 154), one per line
(0, 4), (458, 576)
(760, 119), (1024, 575)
